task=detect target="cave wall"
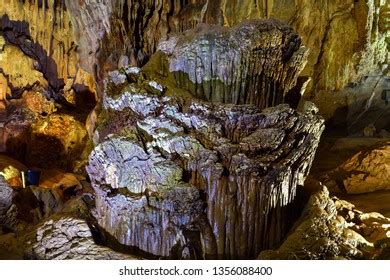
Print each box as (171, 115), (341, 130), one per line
(0, 0), (95, 99)
(63, 0), (389, 95)
(1, 0), (388, 102)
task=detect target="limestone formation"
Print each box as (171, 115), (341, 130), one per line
(336, 142), (390, 194)
(0, 1), (94, 96)
(155, 20), (308, 108)
(23, 216), (139, 260)
(0, 175), (19, 232)
(87, 49), (324, 258)
(259, 186), (390, 260)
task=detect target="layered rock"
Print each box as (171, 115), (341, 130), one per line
(154, 20), (308, 108)
(0, 0), (95, 97)
(0, 175), (18, 230)
(327, 142), (390, 194)
(259, 186), (390, 260)
(1, 0), (388, 119)
(1, 175), (137, 260)
(87, 51), (324, 258)
(23, 215), (138, 260)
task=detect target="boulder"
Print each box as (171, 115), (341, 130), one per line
(258, 186), (390, 260)
(339, 142), (390, 194)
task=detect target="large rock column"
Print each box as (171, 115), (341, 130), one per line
(87, 21), (324, 257)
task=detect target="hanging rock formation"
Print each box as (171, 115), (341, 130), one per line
(1, 0), (388, 115)
(154, 20), (308, 108)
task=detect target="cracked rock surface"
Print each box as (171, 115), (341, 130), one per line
(87, 43), (324, 258)
(259, 186), (390, 260)
(156, 20), (308, 109)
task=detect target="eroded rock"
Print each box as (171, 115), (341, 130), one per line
(87, 53), (324, 258)
(338, 142), (390, 194)
(154, 20), (308, 109)
(23, 215), (139, 260)
(259, 186), (390, 260)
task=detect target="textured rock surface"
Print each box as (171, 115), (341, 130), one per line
(23, 215), (138, 260)
(2, 95), (88, 171)
(0, 175), (16, 229)
(259, 186), (390, 260)
(0, 0), (95, 97)
(87, 58), (324, 259)
(2, 1), (386, 97)
(332, 142), (390, 194)
(155, 20), (308, 108)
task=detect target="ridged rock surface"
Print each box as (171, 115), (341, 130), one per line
(23, 216), (138, 260)
(155, 20), (308, 109)
(0, 0), (95, 97)
(87, 56), (324, 258)
(2, 0), (387, 97)
(259, 186), (390, 260)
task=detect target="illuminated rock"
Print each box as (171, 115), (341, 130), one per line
(338, 142), (390, 194)
(155, 20), (308, 109)
(87, 61), (324, 258)
(259, 186), (390, 260)
(23, 216), (139, 260)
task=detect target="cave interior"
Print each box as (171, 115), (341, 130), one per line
(0, 0), (389, 260)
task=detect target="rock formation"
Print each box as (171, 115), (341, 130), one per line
(2, 1), (387, 100)
(0, 0), (95, 98)
(154, 20), (308, 108)
(0, 0), (388, 262)
(259, 186), (390, 260)
(326, 142), (390, 194)
(23, 215), (138, 260)
(86, 22), (324, 258)
(1, 173), (136, 260)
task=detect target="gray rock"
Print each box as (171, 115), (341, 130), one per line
(23, 216), (140, 260)
(88, 77), (324, 259)
(156, 20), (308, 109)
(0, 176), (18, 230)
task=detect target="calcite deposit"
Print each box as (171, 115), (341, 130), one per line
(0, 0), (389, 262)
(259, 186), (390, 260)
(155, 20), (308, 108)
(86, 24), (324, 257)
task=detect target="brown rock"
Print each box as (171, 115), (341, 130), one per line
(22, 91), (56, 117)
(27, 114), (88, 170)
(339, 142), (390, 194)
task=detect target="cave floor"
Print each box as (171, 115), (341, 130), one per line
(309, 135), (390, 217)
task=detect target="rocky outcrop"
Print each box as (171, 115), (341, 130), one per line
(87, 44), (324, 258)
(329, 142), (390, 194)
(23, 215), (138, 260)
(0, 0), (95, 98)
(259, 186), (390, 260)
(154, 20), (307, 108)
